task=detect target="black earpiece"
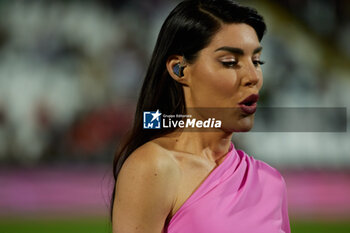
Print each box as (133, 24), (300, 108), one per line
(173, 63), (184, 77)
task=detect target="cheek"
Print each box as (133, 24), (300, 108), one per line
(191, 65), (239, 103)
(211, 70), (238, 92)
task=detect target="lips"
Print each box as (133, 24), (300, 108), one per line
(239, 94), (259, 114)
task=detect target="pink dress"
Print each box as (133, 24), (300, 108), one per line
(164, 142), (291, 233)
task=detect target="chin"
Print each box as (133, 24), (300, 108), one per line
(236, 125), (254, 132)
(223, 115), (255, 132)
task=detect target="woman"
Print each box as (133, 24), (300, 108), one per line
(111, 0), (291, 232)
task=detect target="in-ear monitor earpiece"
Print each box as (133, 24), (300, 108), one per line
(173, 63), (185, 77)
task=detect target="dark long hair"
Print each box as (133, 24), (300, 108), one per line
(111, 0), (266, 218)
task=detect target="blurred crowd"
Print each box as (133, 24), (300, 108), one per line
(0, 0), (349, 167)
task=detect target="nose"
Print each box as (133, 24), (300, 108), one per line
(241, 61), (260, 87)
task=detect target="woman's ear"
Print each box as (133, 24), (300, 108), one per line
(166, 55), (189, 86)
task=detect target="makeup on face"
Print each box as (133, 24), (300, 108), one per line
(184, 23), (264, 131)
(214, 46), (264, 69)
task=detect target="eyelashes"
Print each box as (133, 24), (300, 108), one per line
(221, 61), (238, 67)
(253, 60), (265, 66)
(221, 60), (265, 68)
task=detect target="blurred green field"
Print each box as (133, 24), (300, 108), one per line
(0, 217), (111, 233)
(291, 219), (350, 233)
(0, 217), (350, 233)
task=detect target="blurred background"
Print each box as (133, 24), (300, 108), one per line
(0, 0), (349, 232)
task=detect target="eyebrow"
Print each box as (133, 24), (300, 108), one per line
(214, 46), (263, 55)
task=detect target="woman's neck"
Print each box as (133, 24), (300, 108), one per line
(161, 129), (233, 163)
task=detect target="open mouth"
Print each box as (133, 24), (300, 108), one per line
(243, 101), (254, 106)
(239, 94), (259, 106)
(239, 94), (259, 114)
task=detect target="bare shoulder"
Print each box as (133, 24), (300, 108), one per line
(113, 141), (180, 233)
(125, 141), (179, 172)
(119, 141), (181, 187)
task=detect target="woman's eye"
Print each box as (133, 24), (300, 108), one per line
(253, 60), (265, 67)
(221, 61), (238, 67)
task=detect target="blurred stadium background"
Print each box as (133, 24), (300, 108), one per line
(0, 0), (349, 232)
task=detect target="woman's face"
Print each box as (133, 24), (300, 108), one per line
(184, 23), (264, 132)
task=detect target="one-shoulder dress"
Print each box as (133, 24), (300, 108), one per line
(164, 142), (291, 233)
